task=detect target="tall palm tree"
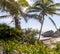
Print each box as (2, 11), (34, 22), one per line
(26, 0), (60, 40)
(0, 0), (29, 29)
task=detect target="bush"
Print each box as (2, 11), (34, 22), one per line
(1, 24), (60, 54)
(23, 28), (38, 44)
(3, 40), (51, 54)
(0, 24), (23, 41)
(2, 37), (60, 54)
(0, 24), (37, 44)
(53, 41), (60, 54)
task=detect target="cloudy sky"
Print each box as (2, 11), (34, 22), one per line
(0, 0), (60, 32)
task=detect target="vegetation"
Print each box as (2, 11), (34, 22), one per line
(0, 0), (60, 54)
(0, 24), (38, 43)
(0, 24), (38, 54)
(0, 24), (23, 41)
(23, 28), (39, 44)
(0, 0), (29, 29)
(26, 0), (60, 40)
(3, 41), (51, 54)
(0, 24), (60, 54)
(1, 40), (60, 54)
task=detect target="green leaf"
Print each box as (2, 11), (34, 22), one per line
(49, 3), (60, 7)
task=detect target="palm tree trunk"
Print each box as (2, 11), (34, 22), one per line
(39, 15), (44, 41)
(39, 23), (43, 41)
(14, 16), (21, 30)
(38, 0), (45, 41)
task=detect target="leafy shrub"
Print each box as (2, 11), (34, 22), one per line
(3, 40), (18, 54)
(53, 41), (60, 54)
(23, 28), (39, 44)
(3, 40), (51, 54)
(2, 39), (60, 54)
(2, 24), (60, 54)
(0, 24), (23, 41)
(0, 24), (38, 44)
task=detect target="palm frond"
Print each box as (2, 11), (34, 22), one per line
(53, 12), (60, 16)
(26, 7), (42, 13)
(48, 16), (57, 30)
(48, 0), (53, 3)
(49, 3), (60, 7)
(47, 11), (60, 16)
(0, 15), (11, 18)
(23, 13), (39, 18)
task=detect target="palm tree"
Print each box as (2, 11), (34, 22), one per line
(0, 0), (29, 29)
(26, 0), (60, 40)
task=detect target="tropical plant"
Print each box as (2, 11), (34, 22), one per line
(0, 24), (23, 54)
(0, 24), (24, 41)
(26, 0), (60, 40)
(1, 40), (50, 54)
(3, 40), (19, 54)
(23, 28), (39, 44)
(14, 41), (51, 54)
(2, 39), (60, 54)
(52, 41), (60, 54)
(0, 0), (29, 29)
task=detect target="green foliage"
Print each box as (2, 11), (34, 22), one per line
(23, 28), (39, 44)
(0, 24), (23, 41)
(0, 0), (20, 15)
(3, 41), (60, 54)
(0, 35), (60, 54)
(53, 41), (60, 54)
(3, 40), (18, 53)
(0, 0), (29, 29)
(1, 24), (60, 54)
(0, 24), (37, 44)
(2, 40), (51, 54)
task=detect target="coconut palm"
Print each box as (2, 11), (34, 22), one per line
(26, 0), (60, 40)
(0, 0), (29, 29)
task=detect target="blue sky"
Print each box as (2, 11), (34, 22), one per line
(0, 0), (60, 32)
(21, 0), (60, 32)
